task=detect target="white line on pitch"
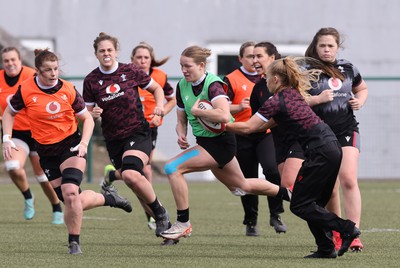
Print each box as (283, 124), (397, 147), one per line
(362, 228), (400, 233)
(83, 216), (119, 221)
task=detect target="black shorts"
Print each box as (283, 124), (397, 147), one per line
(276, 142), (305, 165)
(12, 129), (37, 152)
(106, 129), (152, 170)
(38, 133), (83, 182)
(336, 130), (360, 151)
(196, 132), (236, 168)
(150, 127), (158, 150)
(36, 130), (82, 157)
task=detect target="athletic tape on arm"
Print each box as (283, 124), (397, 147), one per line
(231, 188), (247, 196)
(35, 174), (49, 183)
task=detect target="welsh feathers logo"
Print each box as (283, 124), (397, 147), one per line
(46, 101), (61, 114)
(328, 78), (343, 91)
(106, 84), (121, 94)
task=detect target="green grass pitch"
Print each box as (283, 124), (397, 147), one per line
(0, 179), (399, 267)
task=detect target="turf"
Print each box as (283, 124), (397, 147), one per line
(0, 179), (399, 267)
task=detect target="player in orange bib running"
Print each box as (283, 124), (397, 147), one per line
(224, 41), (287, 236)
(2, 49), (132, 255)
(0, 47), (63, 224)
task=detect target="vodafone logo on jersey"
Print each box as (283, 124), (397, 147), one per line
(328, 78), (343, 91)
(46, 101), (61, 114)
(106, 84), (121, 94)
(101, 84), (125, 102)
(101, 83), (125, 102)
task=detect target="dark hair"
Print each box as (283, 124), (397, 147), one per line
(93, 32), (119, 52)
(131, 41), (170, 67)
(305, 27), (344, 80)
(1, 47), (21, 59)
(239, 41), (255, 57)
(34, 48), (58, 69)
(254, 42), (281, 60)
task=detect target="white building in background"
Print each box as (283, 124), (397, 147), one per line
(1, 0), (399, 179)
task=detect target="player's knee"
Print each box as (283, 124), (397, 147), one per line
(231, 187), (247, 196)
(164, 149), (200, 175)
(5, 160), (20, 171)
(35, 174), (48, 183)
(164, 161), (177, 175)
(121, 156), (144, 175)
(62, 168), (83, 186)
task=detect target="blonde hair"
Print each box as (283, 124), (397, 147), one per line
(181, 45), (212, 66)
(131, 41), (170, 67)
(267, 57), (322, 99)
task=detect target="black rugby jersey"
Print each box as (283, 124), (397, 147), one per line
(83, 63), (151, 140)
(308, 59), (362, 135)
(257, 88), (336, 151)
(250, 78), (297, 146)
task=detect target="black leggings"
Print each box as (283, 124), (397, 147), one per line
(290, 140), (349, 252)
(235, 133), (283, 225)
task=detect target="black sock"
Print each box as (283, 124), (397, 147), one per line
(22, 189), (33, 200)
(177, 208), (189, 223)
(148, 197), (165, 220)
(145, 212), (151, 221)
(52, 203), (62, 213)
(109, 170), (116, 183)
(68, 234), (80, 244)
(277, 187), (291, 201)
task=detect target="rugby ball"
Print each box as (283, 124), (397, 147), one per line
(197, 100), (226, 133)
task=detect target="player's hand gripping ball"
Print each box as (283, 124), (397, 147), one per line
(197, 100), (226, 133)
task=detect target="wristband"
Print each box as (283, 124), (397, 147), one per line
(3, 134), (12, 143)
